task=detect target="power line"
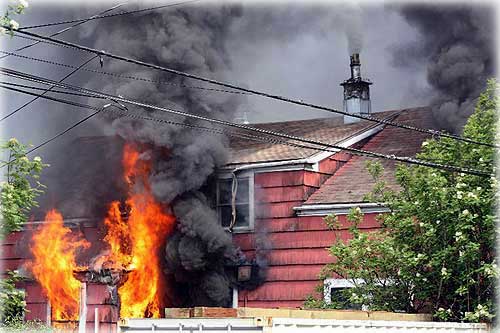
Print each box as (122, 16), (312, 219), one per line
(11, 34), (87, 52)
(18, 0), (202, 30)
(0, 83), (335, 168)
(0, 81), (483, 176)
(7, 78), (459, 166)
(0, 80), (107, 99)
(0, 2), (127, 61)
(0, 3), (124, 120)
(0, 55), (99, 122)
(5, 27), (497, 149)
(0, 50), (250, 96)
(0, 79), (341, 152)
(0, 85), (127, 169)
(1, 67), (491, 177)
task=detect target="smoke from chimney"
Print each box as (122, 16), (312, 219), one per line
(391, 4), (495, 132)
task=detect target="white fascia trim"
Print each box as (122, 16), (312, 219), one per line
(221, 122), (386, 174)
(306, 122), (385, 170)
(226, 159), (313, 175)
(294, 202), (389, 216)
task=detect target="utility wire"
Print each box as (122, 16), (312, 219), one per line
(0, 2), (127, 61)
(0, 80), (106, 99)
(0, 83), (332, 167)
(0, 86), (122, 168)
(1, 67), (491, 177)
(0, 55), (99, 122)
(0, 81), (481, 175)
(0, 50), (250, 95)
(4, 80), (456, 166)
(0, 79), (340, 151)
(18, 0), (202, 30)
(11, 34), (85, 52)
(0, 3), (125, 119)
(5, 27), (497, 149)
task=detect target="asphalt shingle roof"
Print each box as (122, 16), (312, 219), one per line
(226, 109), (408, 166)
(226, 107), (437, 204)
(304, 107), (436, 204)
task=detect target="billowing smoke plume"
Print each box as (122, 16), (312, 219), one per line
(74, 2), (370, 306)
(165, 194), (245, 306)
(77, 4), (251, 306)
(228, 3), (364, 56)
(391, 4), (495, 132)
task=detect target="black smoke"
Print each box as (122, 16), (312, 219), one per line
(391, 4), (496, 132)
(77, 4), (253, 307)
(165, 194), (246, 306)
(74, 2), (368, 307)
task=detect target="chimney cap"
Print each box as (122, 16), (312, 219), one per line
(350, 53), (360, 66)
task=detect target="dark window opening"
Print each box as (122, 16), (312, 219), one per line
(330, 287), (362, 310)
(217, 177), (250, 229)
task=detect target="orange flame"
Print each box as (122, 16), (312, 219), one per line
(104, 144), (176, 318)
(29, 210), (89, 321)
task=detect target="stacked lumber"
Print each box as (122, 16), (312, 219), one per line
(164, 306), (432, 322)
(165, 307), (237, 318)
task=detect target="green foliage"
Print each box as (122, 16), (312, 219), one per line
(1, 319), (54, 333)
(310, 80), (498, 322)
(0, 271), (26, 325)
(1, 0), (28, 36)
(1, 138), (48, 236)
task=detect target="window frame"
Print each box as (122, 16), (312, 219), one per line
(216, 171), (254, 232)
(323, 278), (368, 310)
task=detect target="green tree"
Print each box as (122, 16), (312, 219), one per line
(1, 138), (48, 236)
(312, 80), (498, 322)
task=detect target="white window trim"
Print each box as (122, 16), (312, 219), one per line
(323, 278), (364, 305)
(217, 170), (255, 233)
(324, 278), (398, 311)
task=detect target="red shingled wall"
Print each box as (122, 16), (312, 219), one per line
(233, 166), (382, 308)
(1, 154), (381, 312)
(1, 227), (118, 332)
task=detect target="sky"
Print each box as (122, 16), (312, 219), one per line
(0, 1), (431, 144)
(0, 0), (495, 160)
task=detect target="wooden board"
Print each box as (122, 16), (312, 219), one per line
(191, 307), (237, 318)
(237, 307), (432, 322)
(164, 308), (192, 318)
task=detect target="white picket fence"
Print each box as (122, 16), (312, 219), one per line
(119, 317), (491, 333)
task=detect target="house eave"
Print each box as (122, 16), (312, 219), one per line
(220, 120), (387, 174)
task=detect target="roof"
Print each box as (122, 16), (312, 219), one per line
(304, 107), (436, 204)
(227, 110), (399, 165)
(226, 109), (406, 166)
(226, 107), (437, 205)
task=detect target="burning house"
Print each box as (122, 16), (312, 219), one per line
(0, 50), (441, 331)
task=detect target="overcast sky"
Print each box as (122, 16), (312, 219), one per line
(0, 1), (493, 158)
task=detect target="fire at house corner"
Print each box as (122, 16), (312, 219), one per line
(29, 210), (89, 321)
(102, 144), (176, 318)
(29, 144), (176, 320)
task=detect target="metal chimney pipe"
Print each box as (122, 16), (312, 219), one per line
(350, 53), (361, 79)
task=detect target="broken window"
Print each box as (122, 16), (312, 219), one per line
(217, 176), (252, 230)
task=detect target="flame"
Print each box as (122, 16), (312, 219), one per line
(104, 144), (176, 318)
(29, 210), (89, 321)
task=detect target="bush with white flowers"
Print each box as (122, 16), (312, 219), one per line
(306, 80), (498, 322)
(1, 0), (28, 36)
